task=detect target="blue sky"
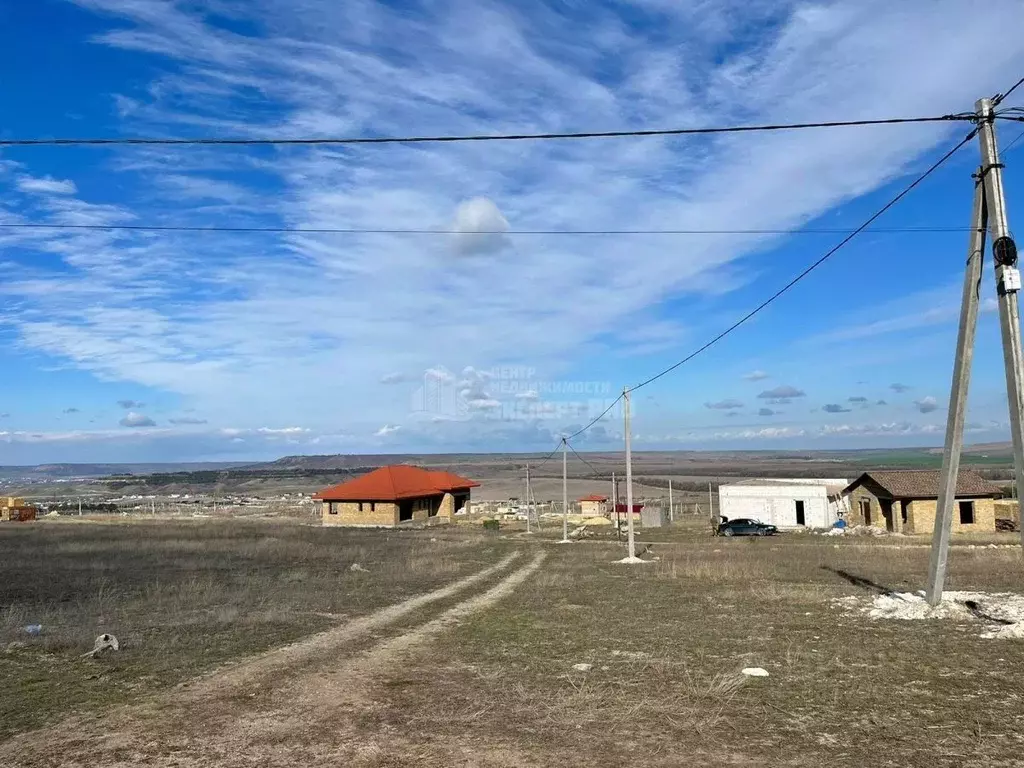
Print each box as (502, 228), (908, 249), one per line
(2, 0), (1024, 462)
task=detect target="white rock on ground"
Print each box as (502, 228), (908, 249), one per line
(835, 590), (1024, 638)
(572, 663), (593, 672)
(741, 667), (769, 677)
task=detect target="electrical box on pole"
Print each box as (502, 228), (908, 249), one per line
(927, 97), (1023, 604)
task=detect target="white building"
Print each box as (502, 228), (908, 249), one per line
(718, 478), (849, 529)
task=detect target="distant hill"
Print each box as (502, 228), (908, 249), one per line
(0, 462), (246, 480)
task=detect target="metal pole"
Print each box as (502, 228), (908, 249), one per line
(668, 479), (674, 522)
(623, 387), (640, 561)
(926, 179), (987, 605)
(977, 97), (1024, 550)
(560, 438), (570, 543)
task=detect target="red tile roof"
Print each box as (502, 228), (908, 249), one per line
(313, 465), (479, 502)
(578, 494), (608, 502)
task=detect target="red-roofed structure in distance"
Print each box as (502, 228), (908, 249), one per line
(578, 494), (608, 517)
(313, 465), (479, 527)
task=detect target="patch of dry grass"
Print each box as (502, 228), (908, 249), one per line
(371, 535), (1024, 767)
(0, 518), (508, 739)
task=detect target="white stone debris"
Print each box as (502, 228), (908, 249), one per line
(349, 563), (369, 573)
(572, 663), (593, 672)
(81, 633), (119, 658)
(834, 590), (1024, 639)
(981, 622), (1024, 640)
(741, 667), (769, 677)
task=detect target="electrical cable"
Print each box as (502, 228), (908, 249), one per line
(994, 77), (1024, 107)
(565, 440), (605, 478)
(0, 114), (974, 148)
(1003, 127), (1024, 154)
(0, 222), (982, 236)
(564, 393), (624, 442)
(530, 441), (565, 470)
(627, 128), (978, 393)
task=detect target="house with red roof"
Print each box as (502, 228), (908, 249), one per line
(313, 465), (479, 527)
(578, 493), (608, 517)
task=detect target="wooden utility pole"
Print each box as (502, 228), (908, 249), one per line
(927, 96), (1024, 604)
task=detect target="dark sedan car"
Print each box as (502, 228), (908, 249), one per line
(716, 518), (778, 537)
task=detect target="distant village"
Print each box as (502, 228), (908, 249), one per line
(3, 462), (1019, 535)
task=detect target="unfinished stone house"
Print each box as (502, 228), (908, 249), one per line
(314, 465), (478, 527)
(841, 469), (1001, 534)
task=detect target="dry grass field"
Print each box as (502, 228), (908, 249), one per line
(2, 517), (1024, 766)
(0, 518), (511, 740)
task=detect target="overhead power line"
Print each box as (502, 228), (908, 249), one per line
(628, 127), (979, 393)
(0, 113), (974, 148)
(994, 77), (1024, 106)
(531, 441), (565, 470)
(0, 222), (982, 236)
(566, 440), (604, 478)
(565, 394), (624, 442)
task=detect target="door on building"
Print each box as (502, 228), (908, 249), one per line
(795, 500), (806, 526)
(880, 500), (894, 532)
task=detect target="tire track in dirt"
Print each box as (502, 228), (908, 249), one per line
(3, 551), (545, 768)
(0, 552), (528, 768)
(178, 549), (523, 698)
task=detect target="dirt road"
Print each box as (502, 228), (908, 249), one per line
(3, 550), (545, 767)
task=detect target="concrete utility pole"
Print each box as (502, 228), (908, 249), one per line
(524, 464), (532, 534)
(927, 97), (1024, 604)
(559, 438), (571, 543)
(708, 481), (714, 522)
(668, 479), (674, 522)
(613, 472), (621, 541)
(618, 387), (644, 563)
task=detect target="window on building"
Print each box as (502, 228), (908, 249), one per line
(328, 503), (337, 515)
(358, 502), (363, 512)
(959, 500), (975, 524)
(370, 502), (376, 512)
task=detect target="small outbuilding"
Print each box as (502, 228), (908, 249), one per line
(578, 494), (608, 517)
(841, 469), (1002, 534)
(1, 498), (37, 522)
(718, 479), (849, 529)
(314, 465), (479, 527)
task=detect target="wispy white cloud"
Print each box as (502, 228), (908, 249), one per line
(4, 0), (1024, 454)
(742, 370), (770, 381)
(119, 412), (156, 428)
(374, 424), (401, 437)
(17, 176), (77, 195)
